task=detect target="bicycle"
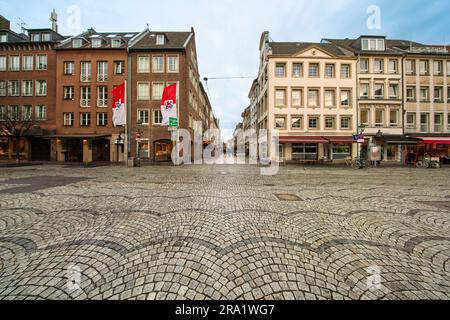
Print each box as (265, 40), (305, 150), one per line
(415, 155), (441, 169)
(351, 157), (368, 169)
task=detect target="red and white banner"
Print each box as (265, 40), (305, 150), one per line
(112, 82), (126, 127)
(160, 83), (177, 126)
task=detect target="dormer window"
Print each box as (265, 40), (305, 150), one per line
(362, 38), (385, 51)
(73, 39), (83, 48)
(92, 38), (102, 48)
(156, 34), (165, 45)
(31, 34), (40, 42)
(111, 39), (122, 48)
(42, 33), (51, 41)
(0, 34), (6, 43)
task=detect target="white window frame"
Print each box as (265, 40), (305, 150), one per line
(359, 59), (369, 73)
(308, 63), (319, 77)
(8, 80), (19, 96)
(153, 109), (163, 125)
(360, 109), (370, 126)
(22, 105), (33, 121)
(9, 55), (20, 71)
(91, 38), (102, 48)
(374, 59), (384, 73)
(111, 39), (122, 48)
(64, 86), (74, 100)
(374, 83), (384, 99)
(137, 56), (150, 73)
(114, 61), (125, 75)
(340, 64), (350, 78)
(80, 62), (92, 82)
(22, 55), (33, 71)
(292, 63), (303, 77)
(97, 86), (108, 107)
(35, 80), (47, 96)
(97, 112), (108, 126)
(80, 87), (91, 107)
(36, 55), (47, 70)
(22, 80), (33, 97)
(156, 35), (165, 45)
(137, 82), (150, 100)
(0, 56), (6, 71)
(152, 82), (164, 100)
(97, 61), (108, 82)
(137, 109), (150, 125)
(275, 89), (287, 107)
(406, 87), (416, 101)
(63, 113), (74, 126)
(152, 55), (164, 73)
(291, 117), (303, 130)
(325, 64), (335, 78)
(73, 39), (83, 48)
(340, 90), (351, 107)
(360, 83), (370, 99)
(64, 61), (75, 75)
(167, 55), (179, 73)
(340, 116), (352, 130)
(375, 109), (385, 127)
(389, 83), (399, 99)
(406, 112), (416, 129)
(80, 113), (91, 126)
(35, 105), (47, 121)
(389, 109), (399, 127)
(291, 89), (302, 108)
(308, 89), (319, 107)
(324, 89), (336, 108)
(275, 116), (286, 130)
(0, 80), (6, 96)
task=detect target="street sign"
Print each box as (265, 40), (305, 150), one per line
(169, 117), (179, 128)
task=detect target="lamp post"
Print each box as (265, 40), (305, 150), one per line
(136, 120), (143, 167)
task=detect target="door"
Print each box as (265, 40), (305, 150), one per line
(31, 138), (51, 161)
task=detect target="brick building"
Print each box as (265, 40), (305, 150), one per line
(53, 28), (136, 163)
(0, 16), (64, 160)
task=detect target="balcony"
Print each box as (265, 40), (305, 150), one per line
(97, 74), (108, 82)
(97, 99), (108, 107)
(80, 99), (91, 107)
(80, 74), (91, 82)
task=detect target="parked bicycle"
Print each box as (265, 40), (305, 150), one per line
(350, 157), (368, 169)
(415, 154), (441, 169)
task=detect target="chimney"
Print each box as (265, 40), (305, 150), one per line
(0, 15), (10, 30)
(50, 9), (58, 33)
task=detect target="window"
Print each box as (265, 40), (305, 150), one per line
(41, 33), (51, 41)
(97, 113), (108, 126)
(406, 113), (416, 129)
(36, 80), (47, 96)
(375, 109), (385, 127)
(167, 55), (179, 73)
(360, 83), (369, 99)
(8, 80), (19, 96)
(362, 38), (385, 51)
(97, 86), (108, 106)
(374, 59), (384, 73)
(0, 56), (6, 71)
(389, 109), (399, 127)
(291, 89), (302, 107)
(340, 116), (351, 130)
(374, 84), (384, 98)
(405, 60), (415, 75)
(156, 35), (165, 45)
(64, 86), (74, 100)
(308, 116), (319, 130)
(152, 55), (164, 73)
(0, 105), (6, 121)
(137, 82), (150, 100)
(275, 63), (286, 77)
(97, 61), (108, 81)
(92, 39), (102, 48)
(388, 60), (398, 74)
(419, 60), (429, 75)
(114, 61), (125, 75)
(153, 110), (163, 125)
(420, 87), (429, 102)
(324, 90), (336, 107)
(433, 60), (443, 76)
(22, 80), (33, 96)
(308, 89), (319, 107)
(448, 114), (450, 130)
(420, 113), (429, 132)
(152, 82), (164, 100)
(360, 59), (369, 73)
(111, 39), (121, 48)
(340, 90), (351, 107)
(275, 89), (286, 107)
(80, 113), (91, 126)
(448, 87), (450, 102)
(292, 144), (317, 160)
(291, 117), (302, 129)
(0, 80), (6, 96)
(80, 87), (91, 107)
(275, 117), (286, 129)
(35, 105), (47, 121)
(36, 55), (47, 70)
(389, 83), (399, 99)
(9, 105), (20, 121)
(309, 63), (319, 77)
(447, 61), (450, 77)
(73, 39), (83, 48)
(434, 113), (443, 132)
(434, 87), (443, 102)
(23, 55), (33, 70)
(360, 109), (369, 126)
(340, 64), (350, 78)
(30, 33), (40, 42)
(9, 56), (20, 71)
(406, 87), (416, 102)
(81, 62), (92, 82)
(325, 116), (335, 130)
(138, 109), (149, 125)
(138, 56), (150, 73)
(64, 61), (75, 75)
(292, 63), (303, 77)
(325, 64), (335, 78)
(22, 105), (33, 121)
(63, 113), (74, 126)
(0, 34), (7, 42)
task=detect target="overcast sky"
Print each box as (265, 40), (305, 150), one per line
(2, 0), (450, 139)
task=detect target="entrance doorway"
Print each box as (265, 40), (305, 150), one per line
(65, 139), (83, 162)
(31, 138), (51, 161)
(154, 140), (172, 162)
(93, 139), (110, 162)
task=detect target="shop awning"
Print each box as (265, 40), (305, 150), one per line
(279, 136), (328, 144)
(44, 134), (111, 139)
(376, 135), (418, 145)
(324, 136), (355, 144)
(415, 137), (450, 145)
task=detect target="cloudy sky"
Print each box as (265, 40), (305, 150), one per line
(2, 0), (450, 139)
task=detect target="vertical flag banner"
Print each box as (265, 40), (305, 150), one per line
(160, 83), (178, 127)
(112, 82), (126, 127)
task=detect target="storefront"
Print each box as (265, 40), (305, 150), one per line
(0, 137), (9, 160)
(373, 135), (418, 163)
(406, 136), (450, 165)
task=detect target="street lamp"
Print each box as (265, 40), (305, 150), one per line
(136, 120), (143, 166)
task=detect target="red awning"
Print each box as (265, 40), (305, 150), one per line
(416, 137), (450, 145)
(279, 136), (328, 143)
(324, 136), (355, 144)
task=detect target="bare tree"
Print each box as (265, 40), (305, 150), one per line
(0, 107), (37, 164)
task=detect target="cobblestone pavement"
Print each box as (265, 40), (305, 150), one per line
(0, 164), (449, 300)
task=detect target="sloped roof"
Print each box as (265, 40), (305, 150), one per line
(269, 42), (354, 57)
(323, 37), (425, 55)
(57, 30), (138, 49)
(130, 31), (192, 50)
